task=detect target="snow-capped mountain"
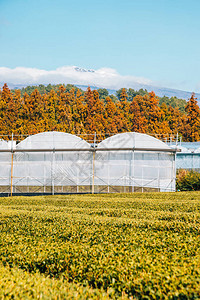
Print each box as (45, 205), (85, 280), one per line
(0, 65), (200, 101)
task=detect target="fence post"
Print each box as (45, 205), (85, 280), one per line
(176, 132), (179, 146)
(52, 149), (55, 195)
(92, 133), (96, 194)
(10, 133), (14, 196)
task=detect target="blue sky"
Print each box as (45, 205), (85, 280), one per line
(0, 0), (200, 92)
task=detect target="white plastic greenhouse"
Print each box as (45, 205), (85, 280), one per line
(0, 131), (177, 195)
(176, 146), (200, 171)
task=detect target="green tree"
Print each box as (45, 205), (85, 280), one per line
(97, 88), (109, 100)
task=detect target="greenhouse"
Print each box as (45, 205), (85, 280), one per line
(176, 145), (200, 172)
(0, 131), (177, 195)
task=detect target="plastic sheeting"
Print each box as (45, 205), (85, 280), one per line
(98, 132), (171, 150)
(95, 133), (175, 192)
(175, 144), (200, 171)
(13, 132), (91, 193)
(176, 153), (200, 171)
(0, 131), (176, 194)
(0, 140), (11, 192)
(17, 132), (90, 149)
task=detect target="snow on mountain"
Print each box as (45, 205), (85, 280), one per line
(0, 66), (199, 102)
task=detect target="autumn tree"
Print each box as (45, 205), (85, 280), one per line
(143, 92), (171, 135)
(0, 84), (24, 136)
(7, 89), (23, 135)
(129, 95), (148, 133)
(183, 93), (200, 141)
(0, 84), (13, 135)
(56, 85), (72, 132)
(167, 105), (183, 135)
(115, 88), (131, 132)
(0, 83), (199, 142)
(21, 89), (45, 134)
(104, 96), (118, 133)
(70, 89), (87, 135)
(43, 90), (58, 131)
(84, 88), (106, 137)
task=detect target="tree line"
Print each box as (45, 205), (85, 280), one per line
(1, 83), (200, 141)
(18, 84), (187, 112)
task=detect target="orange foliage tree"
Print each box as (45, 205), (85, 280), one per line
(183, 94), (200, 141)
(84, 87), (106, 138)
(56, 85), (72, 132)
(21, 90), (45, 135)
(0, 83), (200, 142)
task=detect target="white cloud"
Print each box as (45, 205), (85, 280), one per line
(0, 66), (154, 90)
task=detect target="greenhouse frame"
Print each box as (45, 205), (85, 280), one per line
(0, 131), (177, 195)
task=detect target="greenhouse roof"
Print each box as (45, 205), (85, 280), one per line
(0, 132), (178, 153)
(16, 131), (90, 150)
(97, 132), (173, 151)
(0, 139), (9, 149)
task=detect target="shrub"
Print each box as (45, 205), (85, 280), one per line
(176, 169), (200, 191)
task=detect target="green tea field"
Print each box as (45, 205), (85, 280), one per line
(0, 192), (199, 299)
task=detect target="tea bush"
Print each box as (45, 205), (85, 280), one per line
(0, 193), (199, 299)
(176, 169), (200, 191)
